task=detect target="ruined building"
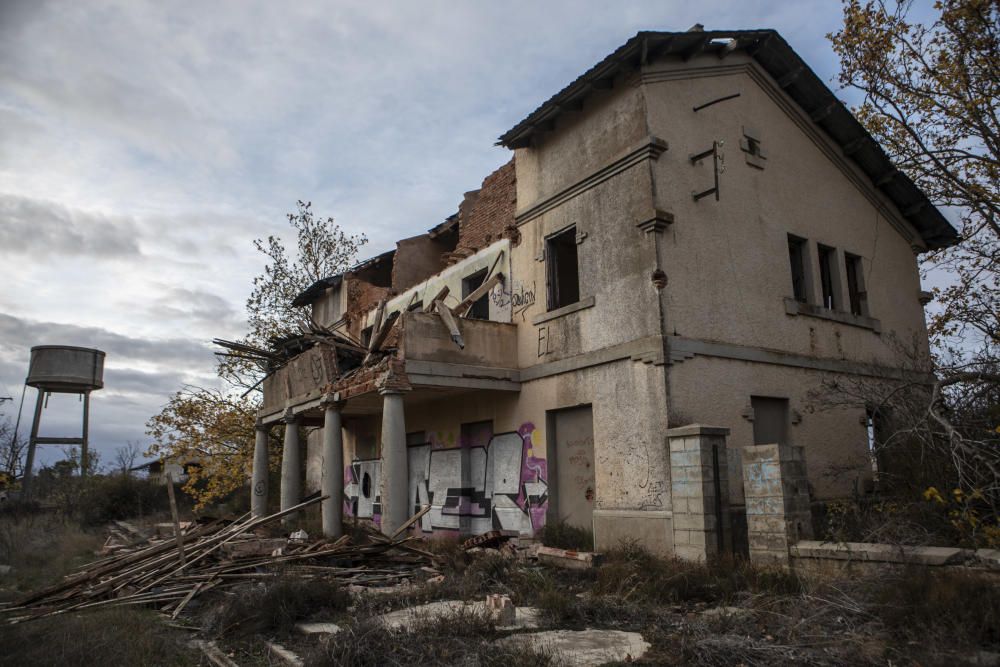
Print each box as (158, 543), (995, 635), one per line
(247, 29), (958, 560)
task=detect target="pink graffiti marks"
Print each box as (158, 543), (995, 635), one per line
(516, 422), (549, 532)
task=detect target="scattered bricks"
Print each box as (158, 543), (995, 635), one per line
(537, 546), (603, 570)
(485, 594), (516, 625)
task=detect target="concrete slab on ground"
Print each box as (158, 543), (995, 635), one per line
(378, 599), (540, 631)
(496, 629), (650, 666)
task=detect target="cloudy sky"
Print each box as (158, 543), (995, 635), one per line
(0, 1), (941, 468)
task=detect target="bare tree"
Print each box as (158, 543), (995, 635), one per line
(0, 415), (26, 484)
(113, 442), (142, 477)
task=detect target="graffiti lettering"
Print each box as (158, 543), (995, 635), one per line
(344, 423), (548, 536)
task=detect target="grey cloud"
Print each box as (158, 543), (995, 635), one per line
(0, 313), (215, 371)
(0, 194), (142, 258)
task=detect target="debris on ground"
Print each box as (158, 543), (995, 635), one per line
(536, 545), (603, 569)
(1, 495), (439, 624)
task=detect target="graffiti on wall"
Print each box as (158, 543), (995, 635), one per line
(344, 423), (548, 535)
(491, 280), (536, 320)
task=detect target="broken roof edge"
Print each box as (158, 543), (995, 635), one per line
(291, 274), (344, 308)
(496, 29), (958, 250)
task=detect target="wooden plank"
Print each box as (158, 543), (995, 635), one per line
(165, 473), (186, 567)
(435, 302), (465, 349)
(454, 272), (505, 318)
(423, 286), (449, 313)
(367, 299), (387, 352)
(389, 504), (431, 540)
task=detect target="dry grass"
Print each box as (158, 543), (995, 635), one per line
(0, 607), (198, 667)
(304, 608), (553, 667)
(203, 576), (352, 638)
(0, 510), (104, 598)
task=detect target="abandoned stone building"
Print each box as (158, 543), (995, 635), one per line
(249, 29), (958, 561)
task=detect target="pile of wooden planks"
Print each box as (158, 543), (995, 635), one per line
(0, 496), (438, 624)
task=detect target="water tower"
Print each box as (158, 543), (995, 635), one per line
(22, 346), (105, 498)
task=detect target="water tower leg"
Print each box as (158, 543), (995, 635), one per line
(22, 389), (44, 500)
(81, 391), (90, 479)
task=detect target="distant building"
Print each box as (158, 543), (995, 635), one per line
(132, 460), (194, 485)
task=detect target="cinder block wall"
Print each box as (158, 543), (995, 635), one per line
(668, 425), (731, 562)
(742, 443), (813, 564)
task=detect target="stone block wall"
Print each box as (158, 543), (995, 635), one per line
(742, 443), (813, 564)
(667, 425), (731, 562)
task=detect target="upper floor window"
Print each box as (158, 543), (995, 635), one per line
(461, 269), (490, 320)
(817, 244), (838, 310)
(845, 252), (867, 316)
(546, 226), (580, 311)
(787, 234), (809, 303)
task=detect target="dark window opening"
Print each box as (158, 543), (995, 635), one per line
(818, 244), (837, 310)
(460, 420), (494, 448)
(787, 235), (808, 303)
(360, 325), (374, 348)
(751, 396), (789, 446)
(462, 269), (490, 320)
(845, 253), (866, 316)
(546, 226), (580, 311)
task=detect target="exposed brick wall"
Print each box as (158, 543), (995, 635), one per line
(455, 159), (516, 255)
(345, 277), (393, 339)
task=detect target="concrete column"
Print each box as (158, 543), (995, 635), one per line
(280, 412), (301, 525)
(742, 443), (813, 565)
(667, 424), (731, 562)
(251, 422), (269, 518)
(380, 390), (408, 536)
(321, 399), (345, 538)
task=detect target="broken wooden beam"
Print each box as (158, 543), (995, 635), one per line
(424, 286), (449, 313)
(455, 272), (505, 318)
(435, 302), (465, 348)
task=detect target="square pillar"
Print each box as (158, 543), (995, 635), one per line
(251, 421), (270, 518)
(668, 424), (731, 562)
(280, 412), (301, 525)
(321, 396), (345, 538)
(742, 443), (813, 565)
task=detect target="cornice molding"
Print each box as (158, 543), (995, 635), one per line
(515, 136), (668, 226)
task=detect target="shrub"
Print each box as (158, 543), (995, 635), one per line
(538, 520), (593, 551)
(874, 568), (1000, 647)
(78, 476), (175, 526)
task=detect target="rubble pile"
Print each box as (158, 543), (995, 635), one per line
(0, 496), (438, 624)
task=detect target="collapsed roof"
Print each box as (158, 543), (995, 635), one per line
(497, 29), (959, 250)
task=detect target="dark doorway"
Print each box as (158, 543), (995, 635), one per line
(751, 396), (789, 445)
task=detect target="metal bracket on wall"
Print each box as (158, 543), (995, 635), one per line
(690, 140), (723, 202)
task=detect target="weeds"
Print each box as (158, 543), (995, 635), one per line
(204, 576), (351, 638)
(538, 520), (594, 551)
(305, 609), (552, 667)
